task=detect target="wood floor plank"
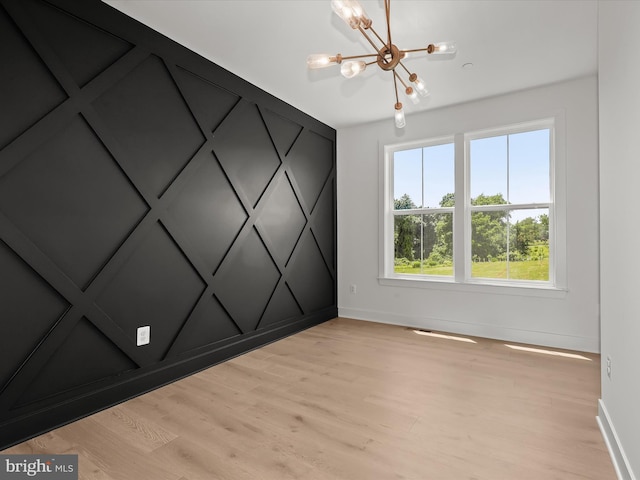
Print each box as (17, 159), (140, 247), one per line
(2, 317), (616, 479)
(54, 418), (181, 480)
(90, 405), (178, 453)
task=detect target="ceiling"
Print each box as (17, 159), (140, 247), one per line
(102, 0), (598, 129)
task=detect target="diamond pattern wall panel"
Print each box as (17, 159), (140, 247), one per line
(312, 180), (336, 269)
(260, 284), (303, 329)
(175, 67), (239, 134)
(168, 153), (247, 275)
(212, 101), (281, 207)
(0, 241), (69, 393)
(287, 232), (335, 314)
(0, 6), (66, 150)
(92, 55), (205, 197)
(288, 130), (334, 211)
(262, 108), (303, 158)
(16, 317), (137, 406)
(215, 228), (281, 333)
(0, 0), (335, 449)
(22, 0), (132, 87)
(168, 295), (242, 357)
(96, 223), (206, 364)
(257, 174), (306, 265)
(0, 115), (148, 289)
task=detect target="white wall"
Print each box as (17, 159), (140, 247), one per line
(598, 2), (640, 479)
(337, 76), (600, 353)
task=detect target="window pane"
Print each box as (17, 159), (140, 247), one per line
(423, 143), (455, 208)
(394, 148), (422, 208)
(509, 129), (550, 203)
(471, 208), (549, 281)
(509, 208), (549, 281)
(471, 210), (508, 278)
(471, 130), (550, 206)
(470, 136), (507, 204)
(394, 213), (453, 276)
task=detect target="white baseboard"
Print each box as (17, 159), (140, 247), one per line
(597, 399), (637, 480)
(337, 307), (600, 353)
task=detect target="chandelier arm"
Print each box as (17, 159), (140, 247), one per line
(401, 47), (433, 54)
(368, 25), (387, 48)
(392, 69), (400, 104)
(397, 60), (412, 76)
(385, 0), (392, 48)
(340, 53), (380, 61)
(358, 26), (385, 54)
(394, 71), (410, 89)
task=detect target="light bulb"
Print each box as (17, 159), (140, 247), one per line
(429, 41), (457, 55)
(395, 103), (406, 128)
(307, 54), (337, 69)
(331, 0), (360, 29)
(349, 0), (371, 27)
(405, 87), (420, 105)
(412, 76), (430, 97)
(340, 61), (366, 78)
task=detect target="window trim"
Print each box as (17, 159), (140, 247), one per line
(380, 116), (567, 295)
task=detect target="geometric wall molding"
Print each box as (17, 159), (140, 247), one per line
(0, 115), (149, 290)
(256, 173), (307, 266)
(0, 240), (70, 396)
(212, 100), (282, 208)
(167, 152), (248, 275)
(0, 6), (67, 150)
(92, 54), (206, 198)
(21, 0), (133, 88)
(15, 317), (138, 408)
(0, 0), (336, 449)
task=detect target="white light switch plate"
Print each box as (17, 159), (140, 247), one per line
(137, 326), (150, 346)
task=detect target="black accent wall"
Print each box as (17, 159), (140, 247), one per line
(0, 0), (336, 449)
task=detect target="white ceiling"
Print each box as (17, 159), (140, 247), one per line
(102, 0), (598, 129)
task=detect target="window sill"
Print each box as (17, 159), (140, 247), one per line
(378, 276), (567, 298)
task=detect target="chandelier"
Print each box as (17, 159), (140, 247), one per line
(307, 0), (456, 128)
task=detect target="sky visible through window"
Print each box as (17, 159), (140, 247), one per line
(394, 129), (550, 222)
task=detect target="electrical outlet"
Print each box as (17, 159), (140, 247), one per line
(137, 326), (150, 346)
(349, 284), (357, 294)
(606, 356), (612, 379)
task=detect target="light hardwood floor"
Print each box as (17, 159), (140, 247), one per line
(3, 317), (616, 479)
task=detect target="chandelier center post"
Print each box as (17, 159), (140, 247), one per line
(376, 44), (401, 71)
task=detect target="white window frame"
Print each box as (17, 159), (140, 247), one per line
(380, 117), (567, 298)
(386, 135), (456, 282)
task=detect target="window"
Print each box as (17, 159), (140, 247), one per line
(383, 119), (563, 290)
(392, 140), (455, 278)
